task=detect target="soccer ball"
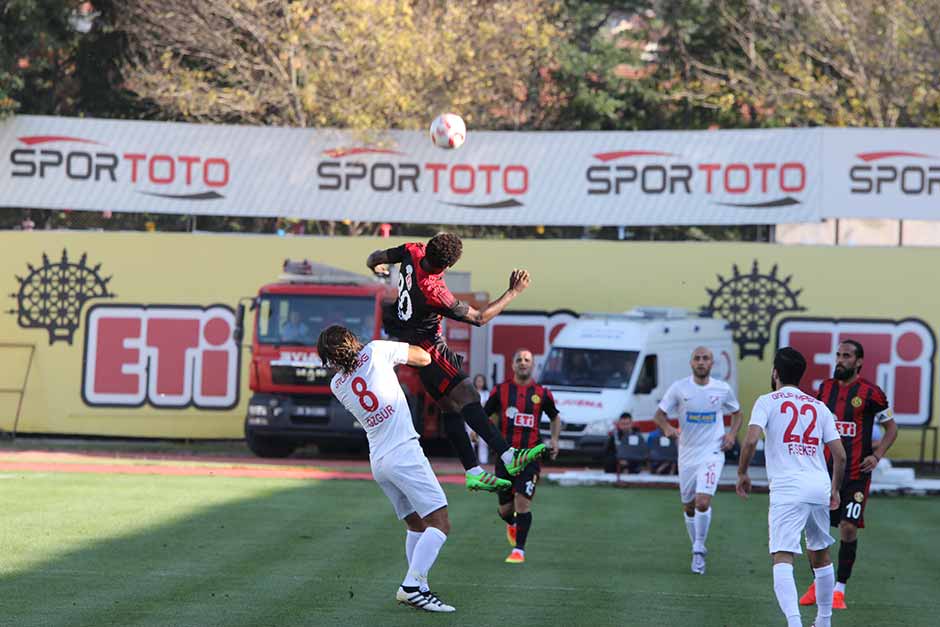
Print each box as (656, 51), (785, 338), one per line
(429, 113), (466, 149)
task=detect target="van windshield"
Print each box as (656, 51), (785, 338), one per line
(541, 347), (639, 389)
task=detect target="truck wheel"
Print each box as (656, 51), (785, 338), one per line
(245, 432), (296, 458)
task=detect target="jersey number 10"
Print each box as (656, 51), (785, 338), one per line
(781, 401), (819, 445)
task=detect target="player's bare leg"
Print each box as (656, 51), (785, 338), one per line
(437, 393), (510, 492)
(807, 547), (835, 627)
(397, 507), (455, 612)
(771, 551), (803, 627)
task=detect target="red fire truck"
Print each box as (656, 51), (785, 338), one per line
(236, 260), (476, 458)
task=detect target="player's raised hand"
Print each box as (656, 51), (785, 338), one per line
(509, 269), (530, 293)
(736, 473), (752, 499)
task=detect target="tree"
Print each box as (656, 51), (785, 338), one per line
(118, 0), (565, 130)
(655, 0), (940, 127)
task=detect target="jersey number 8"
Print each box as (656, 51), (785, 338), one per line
(352, 377), (379, 412)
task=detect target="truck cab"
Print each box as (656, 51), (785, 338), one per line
(241, 260), (425, 457)
(538, 307), (736, 458)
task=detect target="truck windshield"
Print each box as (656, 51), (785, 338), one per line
(541, 347), (639, 389)
(256, 294), (375, 347)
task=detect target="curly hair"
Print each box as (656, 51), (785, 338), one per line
(317, 325), (363, 374)
(425, 232), (463, 269)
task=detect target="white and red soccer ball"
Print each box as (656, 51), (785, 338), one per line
(429, 113), (466, 149)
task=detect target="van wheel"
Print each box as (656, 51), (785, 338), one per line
(245, 432), (296, 458)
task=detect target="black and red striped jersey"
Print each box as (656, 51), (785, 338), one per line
(484, 380), (559, 449)
(817, 377), (891, 481)
(381, 242), (471, 343)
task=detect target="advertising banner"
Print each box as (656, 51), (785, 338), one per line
(1, 115), (821, 225)
(1, 232), (936, 461)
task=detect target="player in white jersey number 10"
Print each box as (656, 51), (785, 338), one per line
(318, 325), (455, 613)
(737, 347), (847, 627)
(653, 346), (742, 575)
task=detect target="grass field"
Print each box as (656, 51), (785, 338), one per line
(0, 472), (937, 626)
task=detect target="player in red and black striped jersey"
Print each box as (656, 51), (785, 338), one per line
(799, 339), (898, 610)
(484, 349), (561, 564)
(366, 233), (547, 493)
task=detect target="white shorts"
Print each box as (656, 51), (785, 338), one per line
(768, 501), (835, 555)
(372, 439), (448, 520)
(678, 451), (724, 503)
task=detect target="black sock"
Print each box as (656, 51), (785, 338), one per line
(401, 585), (420, 593)
(515, 511), (532, 551)
(442, 411), (479, 470)
(460, 401), (509, 456)
(837, 539), (858, 583)
(499, 509), (515, 525)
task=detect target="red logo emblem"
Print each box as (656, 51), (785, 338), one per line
(82, 304), (240, 409)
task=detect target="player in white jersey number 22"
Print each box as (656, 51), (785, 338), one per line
(653, 346), (742, 575)
(737, 347), (847, 627)
(318, 325), (455, 613)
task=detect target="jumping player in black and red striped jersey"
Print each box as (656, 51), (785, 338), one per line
(799, 339), (898, 611)
(366, 233), (547, 493)
(484, 349), (561, 564)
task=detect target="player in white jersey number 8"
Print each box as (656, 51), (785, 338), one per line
(737, 347), (847, 627)
(318, 325), (456, 613)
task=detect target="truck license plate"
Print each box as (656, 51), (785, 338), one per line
(295, 406), (327, 417)
(557, 439), (576, 450)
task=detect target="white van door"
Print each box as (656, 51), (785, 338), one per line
(631, 353), (661, 421)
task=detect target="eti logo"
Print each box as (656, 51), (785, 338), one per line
(778, 317), (935, 426)
(82, 304), (240, 409)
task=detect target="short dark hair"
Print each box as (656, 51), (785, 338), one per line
(774, 346), (807, 386)
(620, 412), (633, 420)
(426, 233), (463, 269)
(317, 325), (363, 374)
(840, 339), (864, 359)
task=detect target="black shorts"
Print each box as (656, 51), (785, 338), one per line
(495, 460), (540, 506)
(831, 476), (871, 529)
(415, 337), (468, 400)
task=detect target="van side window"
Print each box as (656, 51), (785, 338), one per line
(634, 355), (658, 394)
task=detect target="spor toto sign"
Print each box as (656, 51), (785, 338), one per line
(777, 317), (935, 426)
(82, 304), (240, 409)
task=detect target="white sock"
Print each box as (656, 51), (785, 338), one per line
(683, 512), (696, 546)
(500, 448), (515, 467)
(405, 530), (422, 566)
(402, 526), (447, 589)
(693, 507), (712, 553)
(772, 563), (802, 627)
(814, 564), (835, 627)
(834, 581), (845, 593)
(466, 465), (484, 476)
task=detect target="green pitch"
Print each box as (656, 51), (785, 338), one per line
(0, 473), (937, 626)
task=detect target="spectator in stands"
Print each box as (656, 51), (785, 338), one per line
(647, 426), (678, 475)
(604, 412), (643, 474)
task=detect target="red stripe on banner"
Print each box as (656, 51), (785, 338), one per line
(855, 151), (936, 162)
(321, 147), (405, 158)
(592, 150), (676, 162)
(18, 135), (101, 146)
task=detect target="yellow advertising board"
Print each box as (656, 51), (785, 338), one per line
(0, 231), (935, 460)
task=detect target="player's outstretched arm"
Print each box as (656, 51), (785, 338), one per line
(463, 269), (530, 327)
(406, 345), (431, 367)
(826, 437), (847, 509)
(366, 247), (404, 276)
(736, 425), (762, 498)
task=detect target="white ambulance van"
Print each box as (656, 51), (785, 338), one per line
(538, 307), (737, 457)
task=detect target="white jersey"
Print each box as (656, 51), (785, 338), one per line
(749, 386), (840, 505)
(330, 340), (417, 461)
(659, 376), (740, 467)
